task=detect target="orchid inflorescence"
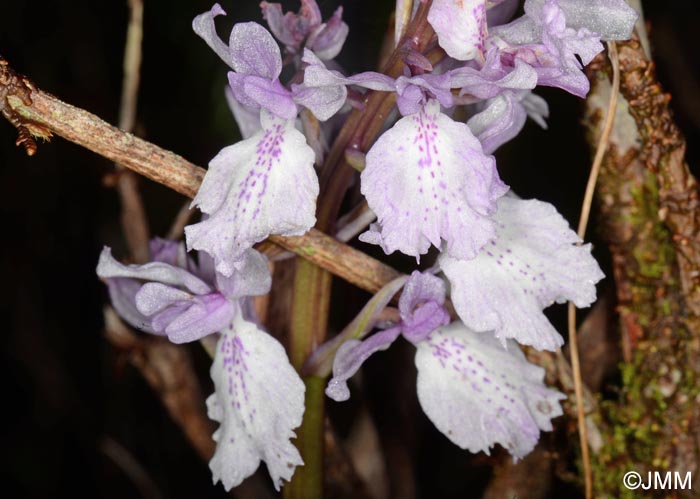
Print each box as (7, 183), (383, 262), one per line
(97, 0), (636, 492)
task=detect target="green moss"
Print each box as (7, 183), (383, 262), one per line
(591, 170), (698, 498)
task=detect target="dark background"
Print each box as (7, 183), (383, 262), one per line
(1, 1), (698, 498)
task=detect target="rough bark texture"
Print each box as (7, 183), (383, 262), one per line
(585, 38), (700, 498)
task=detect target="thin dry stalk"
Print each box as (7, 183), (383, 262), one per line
(569, 41), (620, 499)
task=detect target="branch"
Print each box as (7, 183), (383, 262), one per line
(584, 33), (700, 497)
(0, 62), (401, 294)
(103, 307), (216, 462)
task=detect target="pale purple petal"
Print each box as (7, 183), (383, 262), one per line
(149, 238), (181, 265)
(260, 0), (324, 52)
(521, 91), (549, 129)
(297, 50), (394, 114)
(193, 4), (233, 69)
(133, 283), (237, 343)
(360, 99), (508, 260)
(227, 73), (262, 110)
(344, 72), (396, 92)
(395, 74), (454, 115)
(492, 0), (605, 98)
(440, 195), (605, 351)
(403, 301), (451, 344)
(535, 2), (603, 96)
(136, 282), (192, 315)
(186, 111), (318, 277)
(260, 2), (299, 47)
(208, 318), (305, 490)
(228, 22), (282, 80)
(96, 247), (212, 295)
(225, 86), (262, 140)
(526, 0), (637, 40)
(300, 50), (395, 91)
(428, 0), (488, 61)
(394, 84), (424, 116)
(491, 15), (540, 45)
(157, 293), (236, 343)
(235, 74), (297, 120)
(214, 249), (272, 300)
(399, 271), (446, 316)
(325, 327), (402, 402)
(104, 278), (156, 334)
(467, 92), (528, 154)
(451, 55), (538, 99)
(149, 301), (190, 333)
(415, 321), (565, 459)
(307, 7), (349, 60)
(399, 271), (450, 343)
(292, 83), (347, 121)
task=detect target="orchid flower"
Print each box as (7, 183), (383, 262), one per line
(188, 4), (345, 277)
(297, 55), (514, 260)
(326, 271), (566, 459)
(97, 239), (305, 491)
(488, 0), (637, 97)
(439, 195), (605, 351)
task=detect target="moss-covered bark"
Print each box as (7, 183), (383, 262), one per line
(585, 38), (700, 498)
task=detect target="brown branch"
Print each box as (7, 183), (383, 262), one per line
(1, 67), (400, 294)
(617, 38), (700, 318)
(584, 33), (700, 497)
(103, 307), (216, 462)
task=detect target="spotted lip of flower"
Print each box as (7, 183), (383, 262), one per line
(96, 239), (306, 491)
(184, 109), (318, 277)
(359, 96), (508, 261)
(208, 315), (305, 491)
(326, 271), (565, 460)
(440, 194), (605, 351)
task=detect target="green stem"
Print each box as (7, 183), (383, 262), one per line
(285, 5), (436, 498)
(285, 260), (332, 499)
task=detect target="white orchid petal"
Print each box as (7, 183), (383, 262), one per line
(415, 321), (565, 459)
(441, 195), (604, 350)
(208, 318), (305, 491)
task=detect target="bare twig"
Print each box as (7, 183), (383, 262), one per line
(577, 42), (620, 239)
(569, 41), (620, 499)
(2, 71), (401, 294)
(119, 0), (143, 134)
(100, 436), (164, 499)
(115, 0), (150, 263)
(167, 199), (195, 241)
